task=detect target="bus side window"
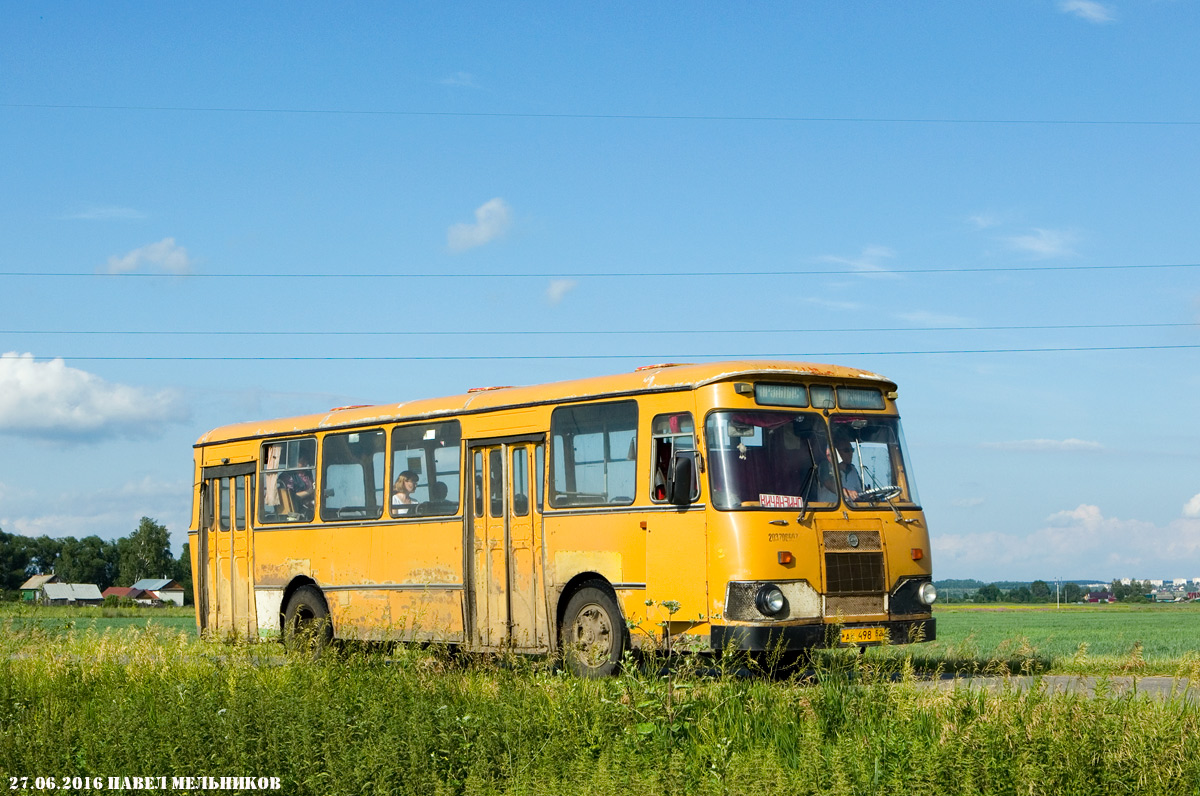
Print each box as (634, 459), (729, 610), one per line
(650, 413), (698, 503)
(512, 447), (529, 517)
(392, 421), (462, 518)
(549, 401), (638, 507)
(322, 429), (386, 522)
(259, 438), (316, 523)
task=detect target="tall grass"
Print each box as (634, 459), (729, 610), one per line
(1, 628), (1198, 795)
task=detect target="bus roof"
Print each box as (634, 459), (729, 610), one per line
(194, 360), (895, 446)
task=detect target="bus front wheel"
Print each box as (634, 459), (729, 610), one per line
(561, 583), (626, 677)
(282, 585), (333, 656)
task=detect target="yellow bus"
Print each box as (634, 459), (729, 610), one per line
(190, 360), (936, 674)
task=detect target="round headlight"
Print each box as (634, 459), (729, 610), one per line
(755, 584), (787, 617)
(918, 582), (938, 606)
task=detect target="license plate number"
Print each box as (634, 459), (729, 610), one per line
(840, 626), (887, 645)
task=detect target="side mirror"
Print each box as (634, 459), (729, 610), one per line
(667, 452), (696, 506)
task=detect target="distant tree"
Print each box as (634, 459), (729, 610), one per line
(173, 542), (193, 605)
(0, 528), (33, 592)
(24, 535), (62, 577)
(58, 536), (120, 590)
(1030, 580), (1052, 602)
(1110, 579), (1153, 602)
(1063, 582), (1083, 603)
(117, 517), (174, 586)
(1008, 586), (1033, 603)
(974, 583), (1002, 603)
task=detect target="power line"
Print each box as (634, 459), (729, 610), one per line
(5, 102), (1200, 127)
(21, 344), (1200, 362)
(2, 322), (1196, 337)
(3, 263), (1199, 279)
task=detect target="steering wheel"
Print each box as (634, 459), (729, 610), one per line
(857, 485), (902, 502)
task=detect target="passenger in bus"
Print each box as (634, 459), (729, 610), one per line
(279, 452), (316, 519)
(419, 480), (456, 516)
(392, 470), (419, 515)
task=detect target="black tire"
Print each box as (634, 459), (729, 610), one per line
(560, 582), (627, 677)
(282, 585), (333, 656)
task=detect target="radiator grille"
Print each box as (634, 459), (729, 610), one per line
(824, 552), (885, 593)
(825, 595), (885, 618)
(822, 530), (882, 551)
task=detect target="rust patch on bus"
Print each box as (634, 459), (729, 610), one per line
(256, 558), (312, 586)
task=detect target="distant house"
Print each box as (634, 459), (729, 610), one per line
(130, 578), (185, 607)
(41, 582), (104, 606)
(1085, 591), (1115, 603)
(19, 574), (60, 602)
(101, 586), (144, 602)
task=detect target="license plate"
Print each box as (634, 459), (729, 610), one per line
(840, 626), (887, 645)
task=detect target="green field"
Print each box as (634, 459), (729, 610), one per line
(876, 602), (1200, 677)
(0, 604), (195, 635)
(5, 602), (1200, 675)
(1, 603), (1199, 794)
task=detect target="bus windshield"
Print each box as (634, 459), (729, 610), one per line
(705, 411), (838, 511)
(705, 411), (920, 510)
(828, 415), (920, 507)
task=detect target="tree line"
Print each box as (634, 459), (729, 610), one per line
(0, 517), (191, 602)
(970, 579), (1155, 604)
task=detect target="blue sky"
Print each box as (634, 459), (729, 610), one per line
(1, 1), (1198, 582)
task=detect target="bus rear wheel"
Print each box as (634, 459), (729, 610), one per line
(561, 583), (626, 677)
(282, 585), (332, 656)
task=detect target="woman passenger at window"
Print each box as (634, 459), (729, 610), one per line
(392, 471), (419, 515)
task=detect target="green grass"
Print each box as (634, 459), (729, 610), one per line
(0, 603), (195, 636)
(870, 602), (1200, 677)
(1, 628), (1198, 795)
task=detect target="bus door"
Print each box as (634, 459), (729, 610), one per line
(199, 463), (257, 637)
(467, 437), (546, 650)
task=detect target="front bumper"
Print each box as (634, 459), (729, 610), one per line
(710, 617), (935, 652)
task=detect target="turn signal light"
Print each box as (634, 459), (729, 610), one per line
(911, 548), (924, 561)
(777, 551), (794, 566)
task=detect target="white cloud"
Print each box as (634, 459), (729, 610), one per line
(0, 353), (188, 441)
(447, 198), (513, 253)
(105, 237), (195, 274)
(546, 279), (578, 305)
(967, 213), (1002, 230)
(1185, 493), (1200, 518)
(1060, 1), (1116, 24)
(1005, 228), (1077, 259)
(801, 297), (863, 312)
(982, 438), (1104, 452)
(0, 476), (192, 548)
(65, 205), (146, 221)
(818, 245), (898, 277)
(440, 71), (479, 88)
(935, 504), (1200, 581)
(895, 310), (972, 327)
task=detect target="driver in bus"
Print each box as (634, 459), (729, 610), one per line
(833, 438), (862, 502)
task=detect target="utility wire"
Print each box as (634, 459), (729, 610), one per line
(22, 344), (1200, 362)
(5, 103), (1200, 127)
(2, 322), (1196, 337)
(3, 263), (1199, 278)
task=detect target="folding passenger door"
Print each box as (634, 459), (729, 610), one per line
(198, 463), (257, 637)
(466, 437), (546, 650)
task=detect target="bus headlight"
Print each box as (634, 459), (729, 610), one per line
(918, 582), (938, 606)
(755, 584), (788, 617)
